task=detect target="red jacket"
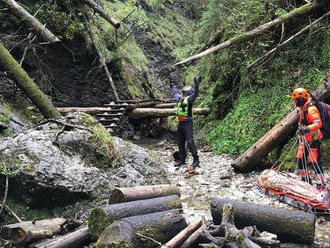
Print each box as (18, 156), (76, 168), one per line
(298, 98), (323, 141)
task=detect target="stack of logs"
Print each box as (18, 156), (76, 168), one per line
(97, 99), (178, 134)
(0, 186), (320, 248)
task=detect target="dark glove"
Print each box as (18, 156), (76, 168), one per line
(169, 79), (175, 88)
(297, 127), (310, 135)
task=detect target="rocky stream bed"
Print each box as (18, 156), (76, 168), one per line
(136, 138), (330, 246)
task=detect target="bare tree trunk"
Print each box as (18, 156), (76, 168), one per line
(248, 10), (330, 69)
(232, 78), (330, 172)
(161, 218), (202, 248)
(127, 108), (210, 117)
(30, 225), (90, 248)
(83, 0), (120, 28)
(88, 195), (182, 237)
(1, 0), (60, 43)
(94, 210), (187, 248)
(0, 42), (61, 119)
(210, 197), (316, 244)
(109, 185), (181, 203)
(1, 218), (67, 245)
(86, 21), (119, 101)
(175, 2), (320, 66)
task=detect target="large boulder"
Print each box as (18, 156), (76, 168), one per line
(0, 113), (168, 207)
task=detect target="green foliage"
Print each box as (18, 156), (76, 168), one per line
(0, 105), (13, 138)
(181, 0), (330, 163)
(29, 0), (86, 39)
(207, 87), (291, 155)
(79, 113), (120, 167)
(88, 207), (110, 238)
(0, 161), (17, 177)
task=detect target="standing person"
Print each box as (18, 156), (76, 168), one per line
(170, 77), (200, 174)
(291, 88), (325, 186)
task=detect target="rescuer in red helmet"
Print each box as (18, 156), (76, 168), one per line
(291, 88), (324, 185)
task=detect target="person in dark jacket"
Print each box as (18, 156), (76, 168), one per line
(170, 77), (200, 173)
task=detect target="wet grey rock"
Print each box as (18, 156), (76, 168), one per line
(0, 113), (168, 207)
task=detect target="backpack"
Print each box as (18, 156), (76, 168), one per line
(313, 101), (330, 139)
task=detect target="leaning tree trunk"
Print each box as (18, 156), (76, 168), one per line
(0, 43), (61, 119)
(83, 0), (120, 28)
(175, 2), (321, 66)
(0, 218), (68, 245)
(88, 195), (182, 237)
(1, 0), (60, 43)
(210, 197), (316, 244)
(232, 78), (330, 172)
(109, 184), (181, 204)
(94, 210), (187, 248)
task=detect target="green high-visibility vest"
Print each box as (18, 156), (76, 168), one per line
(175, 97), (189, 116)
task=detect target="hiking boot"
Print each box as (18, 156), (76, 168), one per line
(191, 159), (200, 168)
(186, 166), (195, 174)
(174, 161), (185, 167)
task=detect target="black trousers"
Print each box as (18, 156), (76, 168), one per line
(177, 120), (198, 163)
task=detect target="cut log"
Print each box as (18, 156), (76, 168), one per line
(88, 195), (182, 237)
(83, 0), (120, 28)
(174, 2), (321, 66)
(232, 78), (330, 172)
(154, 103), (177, 108)
(57, 107), (114, 114)
(161, 217), (202, 248)
(1, 0), (60, 43)
(210, 197), (316, 244)
(94, 210), (187, 248)
(127, 108), (210, 118)
(109, 184), (180, 204)
(0, 218), (67, 245)
(30, 225), (90, 248)
(0, 43), (61, 119)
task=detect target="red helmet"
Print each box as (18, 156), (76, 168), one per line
(291, 88), (308, 101)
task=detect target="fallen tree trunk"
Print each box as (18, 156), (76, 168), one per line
(210, 197), (316, 244)
(175, 2), (321, 66)
(1, 218), (68, 245)
(232, 78), (330, 172)
(30, 225), (90, 248)
(161, 217), (202, 248)
(86, 21), (119, 101)
(94, 210), (187, 248)
(0, 42), (61, 119)
(109, 184), (180, 203)
(83, 0), (120, 28)
(248, 10), (330, 69)
(56, 107), (115, 114)
(154, 103), (177, 108)
(88, 195), (182, 237)
(127, 108), (210, 117)
(1, 0), (60, 43)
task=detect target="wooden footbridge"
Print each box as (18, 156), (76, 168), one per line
(57, 99), (210, 134)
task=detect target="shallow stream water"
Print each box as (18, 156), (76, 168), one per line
(136, 138), (330, 246)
